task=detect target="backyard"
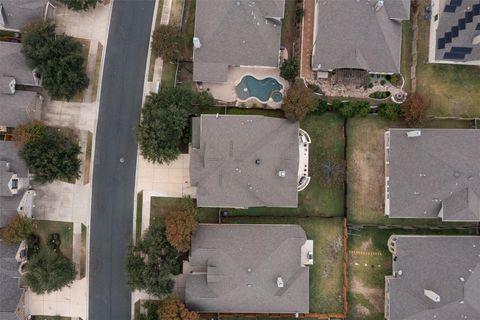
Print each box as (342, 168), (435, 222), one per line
(281, 0), (298, 57)
(32, 220), (74, 259)
(347, 227), (478, 320)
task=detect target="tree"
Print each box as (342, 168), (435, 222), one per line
(402, 94), (430, 126)
(282, 81), (316, 121)
(24, 249), (76, 294)
(315, 99), (329, 115)
(136, 87), (213, 164)
(331, 100), (370, 118)
(13, 121), (45, 146)
(158, 295), (199, 320)
(319, 154), (346, 188)
(378, 103), (402, 121)
(21, 22), (89, 100)
(280, 59), (300, 81)
(19, 124), (81, 183)
(151, 25), (183, 63)
(0, 214), (33, 243)
(164, 210), (198, 253)
(135, 301), (160, 320)
(57, 0), (99, 11)
(125, 222), (180, 297)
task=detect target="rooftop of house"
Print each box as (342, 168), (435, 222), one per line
(0, 42), (38, 86)
(312, 0), (410, 74)
(0, 0), (47, 31)
(190, 115), (299, 208)
(185, 224), (310, 314)
(386, 236), (480, 320)
(0, 241), (23, 320)
(0, 141), (28, 228)
(434, 0), (480, 62)
(387, 129), (480, 221)
(192, 0), (285, 83)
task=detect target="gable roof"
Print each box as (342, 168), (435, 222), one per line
(312, 0), (410, 73)
(0, 42), (37, 86)
(186, 224), (309, 314)
(387, 129), (480, 221)
(386, 236), (480, 320)
(0, 0), (47, 31)
(0, 241), (23, 320)
(434, 0), (480, 63)
(193, 0), (285, 83)
(190, 115), (299, 208)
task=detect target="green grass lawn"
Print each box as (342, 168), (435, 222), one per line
(281, 0), (297, 56)
(150, 196), (218, 224)
(136, 191), (143, 242)
(400, 21), (413, 94)
(161, 62), (177, 88)
(347, 116), (476, 225)
(414, 0), (480, 117)
(80, 223), (87, 278)
(33, 220), (74, 259)
(224, 216), (345, 314)
(181, 0), (196, 60)
(347, 227), (478, 320)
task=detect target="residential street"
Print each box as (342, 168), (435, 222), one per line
(89, 1), (155, 319)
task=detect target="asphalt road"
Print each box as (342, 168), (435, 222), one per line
(89, 1), (155, 319)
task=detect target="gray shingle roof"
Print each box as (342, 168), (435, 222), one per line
(312, 0), (410, 73)
(186, 224), (309, 314)
(0, 241), (22, 320)
(193, 0), (284, 83)
(190, 115), (299, 208)
(434, 0), (480, 63)
(0, 0), (47, 31)
(387, 129), (480, 221)
(0, 141), (28, 227)
(0, 90), (41, 128)
(0, 42), (37, 86)
(386, 236), (480, 320)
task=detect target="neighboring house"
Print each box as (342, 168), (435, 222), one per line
(0, 41), (42, 136)
(385, 235), (480, 320)
(384, 129), (480, 221)
(190, 115), (311, 208)
(185, 224), (312, 314)
(311, 0), (410, 76)
(0, 241), (25, 320)
(0, 0), (54, 32)
(192, 0), (285, 83)
(429, 0), (480, 65)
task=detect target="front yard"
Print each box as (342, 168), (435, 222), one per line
(150, 196), (218, 224)
(32, 220), (74, 259)
(347, 227), (478, 320)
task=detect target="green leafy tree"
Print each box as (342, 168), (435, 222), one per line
(0, 214), (33, 243)
(332, 100), (370, 118)
(378, 103), (402, 121)
(21, 21), (56, 68)
(24, 249), (77, 294)
(315, 99), (329, 115)
(280, 59), (300, 81)
(58, 0), (99, 11)
(135, 301), (160, 320)
(151, 25), (183, 63)
(136, 87), (213, 164)
(282, 81), (316, 121)
(125, 222), (180, 297)
(19, 123), (81, 183)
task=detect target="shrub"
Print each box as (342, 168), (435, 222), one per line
(307, 83), (321, 93)
(390, 74), (399, 85)
(47, 233), (61, 252)
(27, 234), (41, 257)
(368, 82), (374, 89)
(151, 25), (183, 63)
(402, 94), (430, 126)
(378, 103), (402, 121)
(369, 91), (391, 99)
(295, 7), (304, 23)
(380, 79), (386, 85)
(164, 210), (198, 253)
(57, 0), (99, 11)
(282, 81), (316, 121)
(0, 214), (33, 243)
(13, 121), (45, 146)
(280, 59), (300, 81)
(158, 295), (200, 320)
(332, 100), (370, 118)
(315, 99), (329, 115)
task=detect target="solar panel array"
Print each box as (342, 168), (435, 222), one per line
(438, 2), (480, 60)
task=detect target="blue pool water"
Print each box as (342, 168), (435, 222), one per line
(236, 75), (283, 103)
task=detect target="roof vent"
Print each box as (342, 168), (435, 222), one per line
(277, 277), (284, 288)
(278, 170), (286, 177)
(193, 37), (202, 49)
(460, 277), (465, 282)
(255, 159), (261, 165)
(424, 289), (441, 303)
(375, 0), (384, 12)
(454, 171), (461, 178)
(406, 130), (421, 138)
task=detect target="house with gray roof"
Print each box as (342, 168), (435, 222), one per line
(429, 0), (480, 65)
(0, 241), (24, 320)
(385, 129), (480, 221)
(190, 115), (308, 208)
(185, 224), (311, 314)
(385, 235), (480, 320)
(192, 0), (285, 83)
(312, 0), (410, 75)
(0, 42), (41, 130)
(0, 0), (54, 32)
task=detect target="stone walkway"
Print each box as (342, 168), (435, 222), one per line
(300, 0), (315, 80)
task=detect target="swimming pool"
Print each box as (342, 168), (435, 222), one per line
(236, 75), (283, 103)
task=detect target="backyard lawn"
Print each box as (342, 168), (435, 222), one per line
(412, 0), (480, 117)
(400, 21), (413, 94)
(32, 220), (74, 259)
(227, 113), (345, 217)
(347, 227), (478, 320)
(225, 216), (346, 314)
(347, 116), (475, 225)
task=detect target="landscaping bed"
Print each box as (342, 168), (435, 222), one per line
(347, 227), (478, 320)
(150, 196), (218, 224)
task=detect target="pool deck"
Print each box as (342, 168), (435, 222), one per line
(202, 66), (289, 109)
